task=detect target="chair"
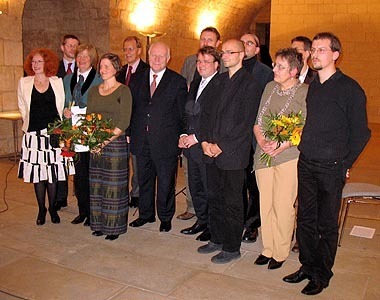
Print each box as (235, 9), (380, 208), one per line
(338, 182), (380, 246)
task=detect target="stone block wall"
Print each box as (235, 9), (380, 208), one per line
(270, 0), (380, 123)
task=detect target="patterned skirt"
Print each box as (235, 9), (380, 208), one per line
(89, 136), (129, 235)
(18, 129), (75, 183)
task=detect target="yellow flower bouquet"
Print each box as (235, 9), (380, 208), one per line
(260, 111), (304, 167)
(48, 113), (114, 157)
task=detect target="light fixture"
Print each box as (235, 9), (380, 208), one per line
(130, 0), (166, 60)
(196, 8), (218, 35)
(0, 0), (9, 15)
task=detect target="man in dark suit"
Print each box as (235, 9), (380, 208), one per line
(240, 32), (274, 244)
(178, 46), (220, 242)
(116, 36), (149, 208)
(55, 34), (80, 211)
(197, 39), (262, 264)
(291, 36), (317, 85)
(129, 42), (188, 232)
(56, 34), (80, 79)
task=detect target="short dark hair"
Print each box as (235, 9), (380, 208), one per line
(201, 27), (221, 41)
(291, 36), (312, 51)
(197, 46), (221, 65)
(122, 36), (142, 49)
(99, 53), (122, 73)
(313, 32), (342, 53)
(61, 34), (80, 45)
(275, 48), (304, 78)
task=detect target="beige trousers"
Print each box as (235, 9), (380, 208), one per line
(255, 158), (298, 261)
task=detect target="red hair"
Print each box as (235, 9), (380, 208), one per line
(24, 48), (59, 77)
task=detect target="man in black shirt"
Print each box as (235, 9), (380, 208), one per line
(283, 32), (371, 296)
(197, 39), (261, 264)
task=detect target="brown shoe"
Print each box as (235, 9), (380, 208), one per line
(176, 211), (195, 220)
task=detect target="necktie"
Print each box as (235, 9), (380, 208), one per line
(66, 62), (73, 75)
(125, 65), (133, 86)
(196, 78), (207, 101)
(150, 74), (158, 97)
(73, 75), (84, 107)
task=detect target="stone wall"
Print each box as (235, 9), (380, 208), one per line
(270, 0), (380, 123)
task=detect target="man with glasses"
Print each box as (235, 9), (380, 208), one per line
(283, 32), (370, 295)
(177, 27), (226, 222)
(197, 39), (262, 264)
(178, 46), (220, 242)
(240, 32), (273, 244)
(116, 36), (149, 208)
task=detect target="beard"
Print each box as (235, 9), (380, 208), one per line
(312, 60), (322, 71)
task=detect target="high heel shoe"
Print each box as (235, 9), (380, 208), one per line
(105, 234), (119, 241)
(36, 207), (47, 225)
(49, 208), (60, 224)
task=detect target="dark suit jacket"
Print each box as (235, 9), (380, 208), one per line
(56, 60), (77, 79)
(130, 68), (188, 158)
(183, 74), (217, 163)
(116, 59), (149, 85)
(200, 68), (262, 170)
(116, 60), (150, 137)
(243, 56), (274, 93)
(304, 67), (317, 84)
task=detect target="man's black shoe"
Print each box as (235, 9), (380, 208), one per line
(129, 217), (156, 227)
(180, 222), (207, 235)
(301, 280), (327, 295)
(159, 221), (172, 232)
(283, 269), (309, 283)
(242, 227), (258, 243)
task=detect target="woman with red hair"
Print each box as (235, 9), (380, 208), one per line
(18, 48), (75, 226)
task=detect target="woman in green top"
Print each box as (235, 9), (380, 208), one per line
(87, 53), (132, 241)
(253, 48), (307, 269)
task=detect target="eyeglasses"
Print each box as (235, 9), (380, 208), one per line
(310, 48), (333, 55)
(241, 41), (257, 47)
(122, 47), (138, 52)
(64, 43), (78, 49)
(31, 60), (44, 64)
(272, 63), (288, 71)
(220, 50), (243, 56)
(196, 60), (215, 64)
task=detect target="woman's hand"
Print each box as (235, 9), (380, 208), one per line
(63, 108), (72, 119)
(266, 141), (291, 157)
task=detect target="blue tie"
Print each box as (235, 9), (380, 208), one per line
(73, 75), (85, 107)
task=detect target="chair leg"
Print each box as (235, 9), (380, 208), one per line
(338, 199), (353, 247)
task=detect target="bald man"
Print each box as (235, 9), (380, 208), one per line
(128, 42), (188, 233)
(197, 39), (262, 263)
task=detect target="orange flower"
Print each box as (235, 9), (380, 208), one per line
(97, 113), (102, 120)
(86, 114), (92, 121)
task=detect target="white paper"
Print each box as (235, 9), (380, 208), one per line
(71, 105), (89, 152)
(349, 225), (376, 239)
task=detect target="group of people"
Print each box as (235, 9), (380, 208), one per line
(17, 28), (370, 296)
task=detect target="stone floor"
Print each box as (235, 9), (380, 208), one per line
(0, 124), (379, 300)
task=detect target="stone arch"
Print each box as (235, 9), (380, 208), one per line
(22, 0), (110, 60)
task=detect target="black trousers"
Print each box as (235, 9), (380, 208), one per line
(297, 154), (346, 285)
(56, 180), (68, 205)
(207, 162), (245, 252)
(187, 154), (208, 225)
(136, 141), (178, 222)
(74, 152), (90, 218)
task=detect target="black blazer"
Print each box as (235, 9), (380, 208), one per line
(200, 68), (262, 170)
(117, 60), (150, 137)
(251, 61), (274, 93)
(183, 75), (217, 163)
(56, 60), (77, 79)
(130, 68), (188, 158)
(116, 60), (149, 85)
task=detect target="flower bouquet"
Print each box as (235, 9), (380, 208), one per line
(260, 111), (304, 167)
(48, 113), (114, 157)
